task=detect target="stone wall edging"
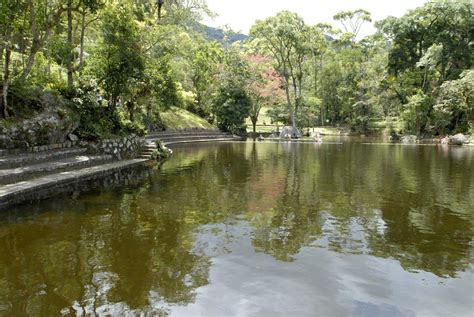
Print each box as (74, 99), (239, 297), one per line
(85, 135), (146, 160)
(0, 141), (78, 156)
(0, 159), (149, 211)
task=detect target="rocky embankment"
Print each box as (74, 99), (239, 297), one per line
(390, 133), (471, 145)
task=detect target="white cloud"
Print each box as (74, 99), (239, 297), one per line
(202, 0), (428, 37)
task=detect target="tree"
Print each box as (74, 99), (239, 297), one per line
(212, 83), (251, 133)
(333, 9), (372, 42)
(433, 70), (474, 134)
(245, 55), (285, 133)
(378, 0), (472, 81)
(307, 23), (333, 125)
(188, 40), (222, 118)
(91, 3), (144, 113)
(76, 0), (104, 71)
(401, 91), (434, 135)
(250, 11), (309, 129)
(0, 0), (25, 118)
(17, 1), (66, 82)
(377, 0), (473, 134)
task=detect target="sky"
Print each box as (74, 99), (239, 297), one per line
(202, 0), (428, 37)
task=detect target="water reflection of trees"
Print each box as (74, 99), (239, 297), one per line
(162, 142), (473, 277)
(0, 142), (472, 315)
(0, 189), (211, 315)
(253, 143), (472, 277)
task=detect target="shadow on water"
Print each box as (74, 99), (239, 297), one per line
(0, 141), (472, 316)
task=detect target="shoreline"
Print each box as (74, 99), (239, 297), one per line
(0, 132), (242, 211)
(1, 133), (471, 211)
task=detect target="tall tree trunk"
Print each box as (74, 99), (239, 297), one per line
(251, 117), (257, 134)
(20, 1), (64, 81)
(291, 74), (302, 125)
(67, 0), (74, 89)
(296, 72), (303, 125)
(0, 41), (4, 65)
(1, 44), (12, 118)
(79, 10), (86, 70)
(283, 74), (296, 128)
(20, 36), (45, 81)
(313, 54), (318, 97)
(19, 0), (38, 81)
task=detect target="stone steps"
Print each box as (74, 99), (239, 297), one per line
(0, 158), (148, 210)
(146, 130), (239, 146)
(0, 147), (87, 169)
(0, 135), (151, 209)
(147, 130), (222, 139)
(156, 134), (232, 143)
(138, 141), (158, 159)
(162, 137), (239, 146)
(0, 130), (236, 209)
(0, 154), (114, 185)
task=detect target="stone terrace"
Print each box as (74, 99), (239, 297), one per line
(0, 129), (240, 210)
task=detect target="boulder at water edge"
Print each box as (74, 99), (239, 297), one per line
(449, 133), (469, 145)
(400, 135), (418, 144)
(280, 126), (302, 139)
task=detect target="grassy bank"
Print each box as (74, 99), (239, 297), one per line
(161, 107), (215, 131)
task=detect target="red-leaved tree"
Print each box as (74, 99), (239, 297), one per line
(245, 55), (285, 133)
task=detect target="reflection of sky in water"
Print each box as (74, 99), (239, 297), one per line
(169, 222), (473, 317)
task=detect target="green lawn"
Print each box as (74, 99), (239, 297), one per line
(245, 108), (406, 135)
(161, 107), (216, 130)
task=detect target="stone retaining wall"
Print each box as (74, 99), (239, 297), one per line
(0, 160), (152, 210)
(1, 135), (145, 160)
(88, 135), (146, 160)
(0, 141), (78, 156)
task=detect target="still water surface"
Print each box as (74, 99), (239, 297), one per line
(0, 140), (473, 316)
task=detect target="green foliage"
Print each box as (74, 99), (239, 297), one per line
(250, 11), (309, 128)
(90, 3), (144, 107)
(6, 81), (44, 117)
(151, 141), (172, 161)
(1, 0), (472, 139)
(401, 91), (434, 135)
(432, 70), (474, 134)
(212, 83), (251, 133)
(333, 9), (372, 41)
(68, 85), (114, 140)
(188, 40), (223, 117)
(147, 59), (183, 109)
(375, 0), (474, 135)
(379, 0), (472, 80)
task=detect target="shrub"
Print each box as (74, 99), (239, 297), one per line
(212, 83), (251, 133)
(67, 85), (114, 140)
(401, 91), (433, 135)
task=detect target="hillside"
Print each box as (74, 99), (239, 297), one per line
(160, 107), (216, 130)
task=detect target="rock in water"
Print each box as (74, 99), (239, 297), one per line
(311, 131), (323, 143)
(280, 126), (302, 139)
(400, 135), (418, 144)
(68, 134), (79, 142)
(449, 133), (469, 145)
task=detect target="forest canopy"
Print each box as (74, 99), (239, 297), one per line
(0, 0), (472, 138)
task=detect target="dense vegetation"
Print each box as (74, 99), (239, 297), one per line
(0, 0), (472, 139)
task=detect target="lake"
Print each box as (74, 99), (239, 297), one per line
(0, 140), (473, 316)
